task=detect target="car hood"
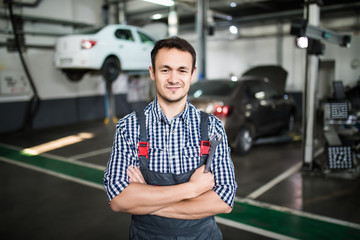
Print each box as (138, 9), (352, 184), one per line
(242, 65), (288, 94)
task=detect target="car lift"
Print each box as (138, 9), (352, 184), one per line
(104, 79), (117, 125)
(290, 0), (352, 172)
(103, 71), (150, 125)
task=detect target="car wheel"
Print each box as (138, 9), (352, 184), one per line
(101, 57), (120, 82)
(236, 125), (254, 154)
(63, 69), (86, 82)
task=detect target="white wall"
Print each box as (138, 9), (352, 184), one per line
(193, 29), (359, 93)
(322, 35), (360, 87)
(184, 16), (359, 93)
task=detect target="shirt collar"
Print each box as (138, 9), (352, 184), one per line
(150, 97), (190, 125)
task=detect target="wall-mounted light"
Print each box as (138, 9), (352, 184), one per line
(296, 36), (308, 48)
(229, 25), (238, 35)
(143, 0), (174, 7)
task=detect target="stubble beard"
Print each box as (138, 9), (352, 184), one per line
(157, 91), (187, 104)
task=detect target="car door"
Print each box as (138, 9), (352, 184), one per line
(246, 81), (279, 135)
(135, 30), (155, 69)
(113, 28), (143, 70)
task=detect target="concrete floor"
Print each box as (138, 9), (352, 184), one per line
(1, 120), (360, 239)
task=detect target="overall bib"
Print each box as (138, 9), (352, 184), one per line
(129, 111), (222, 240)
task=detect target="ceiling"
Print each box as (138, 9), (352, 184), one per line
(124, 0), (360, 33)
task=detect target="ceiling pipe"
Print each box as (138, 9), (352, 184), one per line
(176, 2), (360, 34)
(10, 0), (43, 7)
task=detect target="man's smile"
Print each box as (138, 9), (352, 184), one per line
(166, 85), (182, 91)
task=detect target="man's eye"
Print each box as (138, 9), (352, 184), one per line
(160, 69), (169, 72)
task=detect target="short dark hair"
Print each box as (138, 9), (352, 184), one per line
(151, 36), (196, 73)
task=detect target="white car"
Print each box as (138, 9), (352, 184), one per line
(54, 24), (156, 82)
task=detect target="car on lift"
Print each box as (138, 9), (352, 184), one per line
(53, 24), (156, 82)
(188, 76), (296, 154)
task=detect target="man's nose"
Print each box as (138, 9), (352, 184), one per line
(168, 71), (178, 83)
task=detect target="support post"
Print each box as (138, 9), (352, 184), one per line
(302, 1), (320, 170)
(168, 5), (178, 36)
(196, 0), (208, 80)
(104, 80), (116, 125)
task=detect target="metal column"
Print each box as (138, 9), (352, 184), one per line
(196, 0), (208, 80)
(302, 2), (320, 170)
(104, 80), (117, 125)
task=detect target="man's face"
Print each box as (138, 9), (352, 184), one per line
(149, 48), (196, 104)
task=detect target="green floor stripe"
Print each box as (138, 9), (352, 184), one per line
(1, 145), (360, 239)
(219, 200), (360, 240)
(0, 145), (103, 185)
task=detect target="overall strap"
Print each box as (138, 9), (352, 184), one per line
(200, 111), (209, 141)
(136, 110), (147, 142)
(200, 111), (210, 165)
(136, 110), (149, 162)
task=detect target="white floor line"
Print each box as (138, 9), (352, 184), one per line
(215, 216), (299, 240)
(235, 197), (360, 230)
(0, 156), (104, 190)
(70, 147), (112, 160)
(246, 161), (302, 199)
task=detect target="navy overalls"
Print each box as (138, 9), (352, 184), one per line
(129, 110), (223, 240)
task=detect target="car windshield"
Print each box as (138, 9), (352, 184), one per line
(188, 81), (237, 98)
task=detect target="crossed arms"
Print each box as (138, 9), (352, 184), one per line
(110, 165), (232, 219)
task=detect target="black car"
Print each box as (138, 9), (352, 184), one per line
(188, 77), (296, 154)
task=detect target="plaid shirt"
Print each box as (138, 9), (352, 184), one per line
(104, 98), (237, 207)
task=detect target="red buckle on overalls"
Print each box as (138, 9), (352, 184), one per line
(200, 141), (211, 156)
(138, 142), (149, 159)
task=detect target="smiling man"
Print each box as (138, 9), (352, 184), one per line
(104, 37), (237, 239)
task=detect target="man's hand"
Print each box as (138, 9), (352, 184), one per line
(127, 165), (146, 184)
(188, 165), (215, 198)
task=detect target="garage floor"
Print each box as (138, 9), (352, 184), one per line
(1, 120), (360, 240)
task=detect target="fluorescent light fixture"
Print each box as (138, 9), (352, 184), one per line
(143, 0), (174, 7)
(152, 14), (163, 20)
(21, 132), (94, 156)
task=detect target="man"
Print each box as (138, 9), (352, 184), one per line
(104, 37), (237, 239)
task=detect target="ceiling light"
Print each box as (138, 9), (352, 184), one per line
(143, 0), (174, 7)
(231, 75), (238, 81)
(229, 25), (238, 35)
(152, 14), (162, 20)
(230, 2), (237, 7)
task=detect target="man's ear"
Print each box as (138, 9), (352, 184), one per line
(149, 66), (155, 81)
(191, 67), (197, 82)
